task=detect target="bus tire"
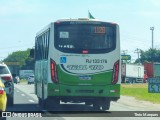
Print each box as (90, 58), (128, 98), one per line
(132, 79), (136, 83)
(85, 102), (92, 106)
(38, 97), (42, 106)
(93, 102), (101, 111)
(45, 97), (60, 110)
(38, 97), (46, 109)
(102, 100), (110, 111)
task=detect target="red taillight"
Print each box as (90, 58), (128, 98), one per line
(0, 87), (4, 94)
(0, 90), (4, 94)
(50, 59), (58, 84)
(112, 60), (119, 84)
(82, 50), (88, 54)
(1, 76), (12, 81)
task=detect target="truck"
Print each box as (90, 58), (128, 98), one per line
(144, 62), (160, 78)
(19, 70), (34, 79)
(121, 63), (144, 83)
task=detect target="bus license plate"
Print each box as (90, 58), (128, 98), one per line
(79, 76), (91, 80)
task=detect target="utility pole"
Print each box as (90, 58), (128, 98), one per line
(121, 50), (128, 55)
(150, 27), (154, 49)
(135, 48), (141, 64)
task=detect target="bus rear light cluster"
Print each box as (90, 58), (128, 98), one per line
(110, 90), (119, 93)
(112, 60), (119, 84)
(50, 59), (58, 84)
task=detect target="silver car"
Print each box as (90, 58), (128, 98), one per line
(28, 75), (34, 84)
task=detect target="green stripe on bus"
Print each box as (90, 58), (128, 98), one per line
(47, 65), (120, 97)
(48, 83), (120, 97)
(57, 65), (113, 85)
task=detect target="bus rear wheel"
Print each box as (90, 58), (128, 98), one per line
(45, 97), (60, 110)
(93, 99), (110, 111)
(101, 100), (110, 111)
(93, 103), (101, 111)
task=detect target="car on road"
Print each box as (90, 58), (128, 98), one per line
(0, 78), (7, 111)
(13, 75), (20, 84)
(28, 75), (34, 84)
(0, 63), (14, 106)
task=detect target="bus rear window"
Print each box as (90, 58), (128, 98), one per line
(54, 23), (116, 54)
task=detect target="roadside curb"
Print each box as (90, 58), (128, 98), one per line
(117, 95), (160, 110)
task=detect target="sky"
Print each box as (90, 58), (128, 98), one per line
(0, 0), (160, 61)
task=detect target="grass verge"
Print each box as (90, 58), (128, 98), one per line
(19, 79), (27, 83)
(121, 84), (160, 104)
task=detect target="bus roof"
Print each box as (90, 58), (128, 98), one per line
(55, 18), (117, 24)
(36, 18), (118, 36)
(36, 23), (52, 36)
(56, 18), (98, 22)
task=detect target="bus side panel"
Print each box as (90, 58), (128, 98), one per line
(116, 25), (121, 85)
(35, 61), (42, 99)
(42, 60), (48, 99)
(35, 60), (48, 99)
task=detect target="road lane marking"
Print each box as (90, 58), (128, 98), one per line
(29, 100), (35, 103)
(21, 94), (25, 96)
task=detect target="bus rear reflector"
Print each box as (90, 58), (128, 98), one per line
(82, 50), (88, 54)
(50, 59), (58, 84)
(110, 90), (119, 93)
(112, 60), (119, 84)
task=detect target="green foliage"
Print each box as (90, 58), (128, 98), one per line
(3, 49), (28, 66)
(135, 48), (160, 64)
(3, 48), (34, 70)
(121, 84), (160, 104)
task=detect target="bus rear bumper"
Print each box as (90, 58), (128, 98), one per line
(48, 84), (121, 99)
(47, 96), (120, 103)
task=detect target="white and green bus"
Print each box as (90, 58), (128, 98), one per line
(33, 18), (121, 111)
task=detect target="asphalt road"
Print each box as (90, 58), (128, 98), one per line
(2, 83), (160, 120)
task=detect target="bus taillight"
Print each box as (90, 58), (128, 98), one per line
(112, 60), (119, 84)
(50, 59), (58, 84)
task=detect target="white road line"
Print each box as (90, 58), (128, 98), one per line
(29, 100), (35, 103)
(21, 94), (25, 96)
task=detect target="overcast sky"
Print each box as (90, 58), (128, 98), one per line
(0, 0), (160, 61)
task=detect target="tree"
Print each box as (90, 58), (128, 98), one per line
(3, 49), (29, 67)
(135, 48), (160, 64)
(21, 57), (34, 70)
(3, 49), (34, 74)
